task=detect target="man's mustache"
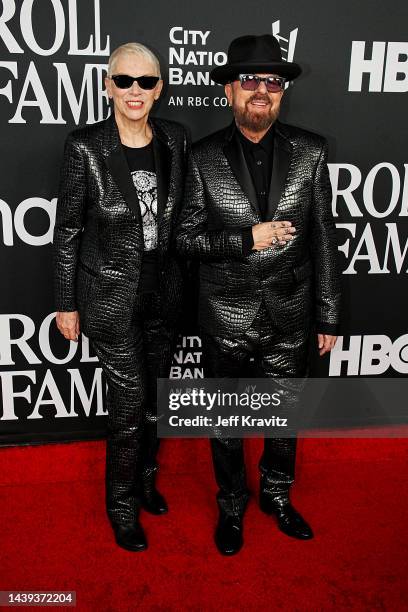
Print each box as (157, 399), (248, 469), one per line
(246, 95), (271, 105)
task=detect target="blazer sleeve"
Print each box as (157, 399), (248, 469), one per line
(175, 147), (245, 260)
(310, 139), (341, 328)
(52, 134), (87, 312)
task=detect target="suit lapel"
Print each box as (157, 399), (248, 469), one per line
(103, 114), (172, 228)
(103, 114), (142, 225)
(267, 122), (293, 219)
(223, 124), (260, 216)
(150, 119), (171, 224)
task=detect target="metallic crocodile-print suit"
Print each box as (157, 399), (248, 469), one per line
(53, 113), (189, 524)
(175, 120), (341, 516)
(176, 120), (340, 337)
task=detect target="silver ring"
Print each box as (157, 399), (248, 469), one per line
(271, 237), (278, 245)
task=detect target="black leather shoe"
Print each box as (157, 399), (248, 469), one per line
(141, 488), (168, 515)
(214, 513), (243, 555)
(260, 494), (313, 539)
(112, 521), (148, 551)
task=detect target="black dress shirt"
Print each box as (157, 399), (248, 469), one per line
(236, 125), (338, 336)
(238, 124), (275, 220)
(237, 124), (274, 258)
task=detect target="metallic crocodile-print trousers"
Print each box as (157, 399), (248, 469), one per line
(90, 291), (176, 526)
(202, 300), (312, 518)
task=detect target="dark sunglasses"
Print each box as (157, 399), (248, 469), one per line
(110, 74), (160, 90)
(238, 74), (286, 93)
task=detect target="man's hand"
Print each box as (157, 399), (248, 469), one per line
(252, 221), (296, 251)
(317, 334), (337, 356)
(56, 311), (80, 342)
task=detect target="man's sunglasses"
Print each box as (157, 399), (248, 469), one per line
(110, 74), (160, 90)
(237, 74), (286, 93)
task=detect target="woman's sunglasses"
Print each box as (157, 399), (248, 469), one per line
(110, 74), (160, 90)
(238, 74), (286, 93)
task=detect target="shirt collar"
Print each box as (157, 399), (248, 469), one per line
(236, 122), (275, 153)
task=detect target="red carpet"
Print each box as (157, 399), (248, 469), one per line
(1, 436), (408, 611)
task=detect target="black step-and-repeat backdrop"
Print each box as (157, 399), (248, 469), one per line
(1, 0), (407, 445)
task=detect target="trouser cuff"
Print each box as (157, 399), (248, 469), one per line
(107, 502), (140, 526)
(259, 468), (294, 505)
(216, 489), (250, 518)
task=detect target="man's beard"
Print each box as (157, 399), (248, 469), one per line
(234, 94), (280, 132)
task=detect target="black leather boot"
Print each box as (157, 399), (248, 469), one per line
(141, 470), (168, 515)
(214, 511), (243, 555)
(260, 482), (313, 540)
(112, 520), (148, 551)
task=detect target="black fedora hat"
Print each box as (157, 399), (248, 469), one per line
(210, 34), (302, 85)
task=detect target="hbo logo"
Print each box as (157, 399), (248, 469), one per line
(329, 334), (408, 376)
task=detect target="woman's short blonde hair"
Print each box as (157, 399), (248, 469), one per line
(107, 42), (161, 78)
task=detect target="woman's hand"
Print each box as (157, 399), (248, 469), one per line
(56, 311), (80, 342)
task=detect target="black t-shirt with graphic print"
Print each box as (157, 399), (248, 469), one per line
(122, 141), (159, 293)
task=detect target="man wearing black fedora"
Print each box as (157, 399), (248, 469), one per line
(176, 34), (340, 555)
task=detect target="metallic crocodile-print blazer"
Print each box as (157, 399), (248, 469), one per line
(53, 113), (189, 340)
(175, 120), (341, 338)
